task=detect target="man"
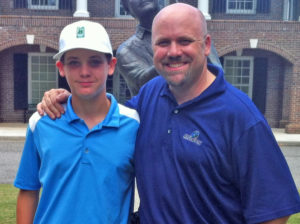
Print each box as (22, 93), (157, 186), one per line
(38, 4), (300, 224)
(15, 20), (139, 223)
(116, 0), (222, 96)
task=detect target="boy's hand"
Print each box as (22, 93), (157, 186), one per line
(37, 88), (70, 119)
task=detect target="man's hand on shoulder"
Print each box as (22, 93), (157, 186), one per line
(37, 88), (70, 119)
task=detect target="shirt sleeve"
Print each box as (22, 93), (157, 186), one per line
(232, 121), (300, 223)
(125, 94), (139, 110)
(14, 126), (41, 190)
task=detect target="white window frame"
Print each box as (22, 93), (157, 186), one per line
(226, 0), (256, 14)
(115, 0), (169, 17)
(28, 0), (59, 10)
(224, 56), (254, 98)
(115, 0), (131, 17)
(28, 53), (58, 104)
(284, 0), (298, 21)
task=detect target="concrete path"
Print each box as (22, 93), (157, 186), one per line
(0, 123), (299, 146)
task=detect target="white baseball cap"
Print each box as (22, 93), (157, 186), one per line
(53, 20), (113, 60)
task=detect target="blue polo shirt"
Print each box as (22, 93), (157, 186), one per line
(15, 93), (140, 224)
(127, 65), (300, 224)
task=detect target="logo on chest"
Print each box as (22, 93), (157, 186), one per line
(183, 130), (202, 146)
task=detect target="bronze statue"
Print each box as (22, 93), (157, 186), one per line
(116, 0), (222, 96)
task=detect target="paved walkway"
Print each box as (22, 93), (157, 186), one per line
(0, 123), (299, 146)
(0, 123), (27, 140)
(272, 128), (300, 146)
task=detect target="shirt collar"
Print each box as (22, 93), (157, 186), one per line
(160, 64), (226, 107)
(64, 93), (120, 128)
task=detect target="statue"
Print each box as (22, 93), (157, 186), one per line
(116, 0), (222, 96)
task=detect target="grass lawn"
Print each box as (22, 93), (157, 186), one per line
(288, 213), (300, 224)
(0, 184), (299, 223)
(0, 184), (18, 224)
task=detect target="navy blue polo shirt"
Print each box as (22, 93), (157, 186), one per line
(15, 94), (140, 224)
(127, 65), (300, 224)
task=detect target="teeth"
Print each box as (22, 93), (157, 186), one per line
(168, 63), (184, 68)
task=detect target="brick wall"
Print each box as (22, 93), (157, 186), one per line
(0, 45), (41, 122)
(89, 0), (115, 17)
(280, 62), (293, 128)
(0, 16), (300, 131)
(0, 16), (137, 51)
(264, 55), (284, 127)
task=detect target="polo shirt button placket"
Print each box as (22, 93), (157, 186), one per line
(81, 147), (90, 164)
(168, 109), (179, 134)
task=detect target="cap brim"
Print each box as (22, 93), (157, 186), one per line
(53, 51), (64, 60)
(53, 47), (113, 60)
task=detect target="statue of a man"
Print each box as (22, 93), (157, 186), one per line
(116, 0), (222, 96)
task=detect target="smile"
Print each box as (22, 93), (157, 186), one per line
(79, 81), (93, 86)
(168, 63), (185, 68)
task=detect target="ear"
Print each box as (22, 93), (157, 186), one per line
(108, 57), (117, 76)
(204, 34), (211, 57)
(56, 61), (65, 78)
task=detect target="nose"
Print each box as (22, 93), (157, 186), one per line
(80, 62), (90, 77)
(167, 42), (182, 58)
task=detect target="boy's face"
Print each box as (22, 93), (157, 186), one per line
(56, 49), (116, 100)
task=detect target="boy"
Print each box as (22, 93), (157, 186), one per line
(14, 20), (139, 223)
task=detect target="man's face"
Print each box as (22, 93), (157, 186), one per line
(57, 49), (116, 100)
(152, 12), (211, 92)
(127, 0), (160, 20)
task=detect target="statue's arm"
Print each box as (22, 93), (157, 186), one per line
(128, 64), (158, 87)
(117, 51), (158, 95)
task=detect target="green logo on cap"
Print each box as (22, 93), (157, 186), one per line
(76, 27), (85, 38)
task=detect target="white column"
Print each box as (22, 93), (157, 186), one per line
(198, 0), (211, 20)
(73, 0), (90, 17)
(283, 0), (289, 21)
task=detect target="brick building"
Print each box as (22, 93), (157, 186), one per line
(0, 0), (299, 133)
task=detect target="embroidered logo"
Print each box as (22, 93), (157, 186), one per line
(76, 27), (85, 38)
(183, 130), (202, 146)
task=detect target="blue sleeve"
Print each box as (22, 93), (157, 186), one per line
(233, 121), (300, 223)
(14, 126), (41, 190)
(125, 92), (141, 110)
(125, 76), (164, 111)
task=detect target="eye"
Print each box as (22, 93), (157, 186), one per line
(66, 60), (81, 68)
(156, 40), (170, 47)
(178, 39), (193, 46)
(88, 59), (103, 68)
